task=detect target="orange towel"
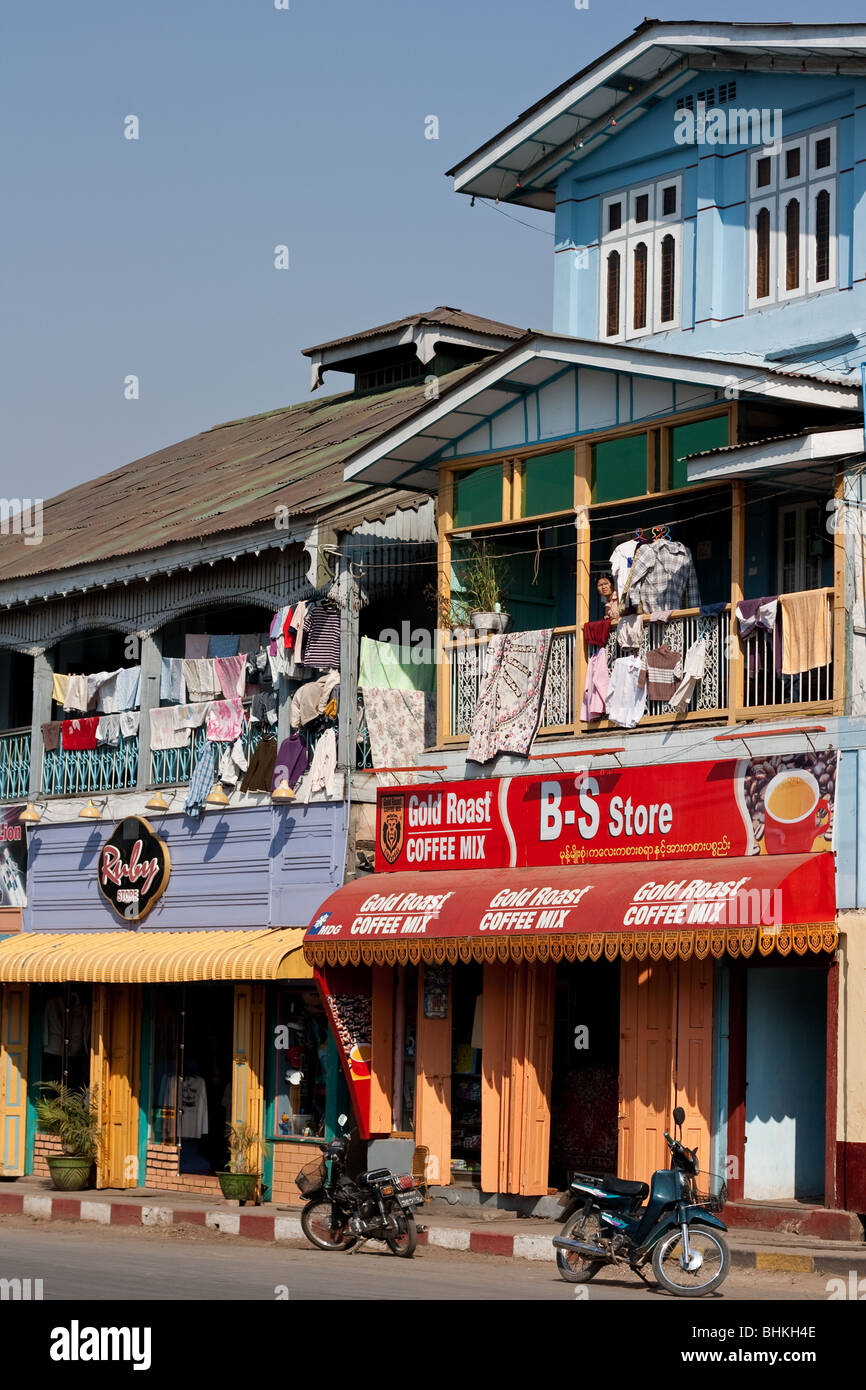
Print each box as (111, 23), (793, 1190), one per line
(780, 590), (829, 675)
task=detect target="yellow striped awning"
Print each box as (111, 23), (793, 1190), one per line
(0, 928), (312, 984)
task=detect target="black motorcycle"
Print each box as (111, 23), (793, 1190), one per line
(553, 1106), (730, 1296)
(295, 1114), (424, 1258)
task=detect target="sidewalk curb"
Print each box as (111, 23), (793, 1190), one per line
(2, 1191), (863, 1272)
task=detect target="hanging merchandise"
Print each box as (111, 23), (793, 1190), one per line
(63, 674), (89, 713)
(736, 596), (780, 675)
(240, 736), (278, 793)
(272, 731), (308, 791)
(185, 746), (216, 817)
(624, 533), (700, 614)
(62, 717), (100, 751)
(305, 726), (338, 801)
(302, 604), (341, 671)
(149, 706), (191, 750)
(206, 698), (244, 744)
(668, 637), (707, 714)
(290, 671), (341, 729)
(604, 656), (647, 729)
(181, 658), (220, 703)
(581, 647), (611, 722)
(98, 666), (141, 713)
(215, 653), (247, 700)
(644, 645), (683, 703)
(160, 657), (186, 704)
(467, 629), (553, 765)
(779, 591), (829, 675)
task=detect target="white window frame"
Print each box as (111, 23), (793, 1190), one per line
(598, 175), (683, 340)
(747, 125), (837, 310)
(748, 201), (776, 309)
(778, 192), (806, 301)
(776, 502), (824, 594)
(626, 235), (654, 338)
(653, 224), (682, 332)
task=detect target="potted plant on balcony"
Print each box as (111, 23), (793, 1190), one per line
(463, 542), (510, 635)
(217, 1122), (270, 1205)
(35, 1082), (102, 1191)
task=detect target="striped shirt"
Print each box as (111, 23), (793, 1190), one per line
(302, 604), (341, 670)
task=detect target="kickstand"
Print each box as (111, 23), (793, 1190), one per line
(631, 1262), (653, 1286)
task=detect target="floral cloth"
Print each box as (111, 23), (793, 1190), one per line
(206, 698), (244, 743)
(362, 687), (435, 786)
(467, 629), (553, 765)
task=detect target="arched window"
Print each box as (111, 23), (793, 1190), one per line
(755, 208), (771, 299)
(659, 234), (676, 323)
(606, 250), (621, 337)
(815, 189), (830, 283)
(785, 199), (800, 291)
(633, 242), (648, 330)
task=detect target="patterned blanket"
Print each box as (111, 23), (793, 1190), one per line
(467, 628), (553, 765)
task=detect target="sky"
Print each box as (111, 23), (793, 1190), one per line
(4, 0), (865, 500)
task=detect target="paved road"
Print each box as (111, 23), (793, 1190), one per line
(0, 1217), (834, 1301)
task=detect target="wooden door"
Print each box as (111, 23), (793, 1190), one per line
(481, 961), (555, 1196)
(0, 985), (29, 1176)
(673, 955), (713, 1165)
(415, 966), (451, 1187)
(92, 985), (141, 1189)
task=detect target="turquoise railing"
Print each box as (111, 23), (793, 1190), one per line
(150, 706), (265, 787)
(0, 728), (32, 801)
(42, 733), (139, 795)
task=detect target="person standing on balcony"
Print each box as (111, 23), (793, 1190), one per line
(597, 574), (620, 623)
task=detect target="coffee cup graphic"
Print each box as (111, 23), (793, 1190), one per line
(348, 1043), (371, 1079)
(762, 770), (829, 854)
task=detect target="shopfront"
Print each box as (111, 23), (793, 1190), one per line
(0, 801), (347, 1200)
(304, 753), (839, 1204)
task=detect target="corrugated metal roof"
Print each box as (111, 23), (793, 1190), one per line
(0, 366), (481, 585)
(0, 928), (310, 983)
(302, 306), (524, 356)
(684, 424), (851, 459)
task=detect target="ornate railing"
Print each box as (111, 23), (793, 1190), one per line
(43, 733), (139, 795)
(150, 705), (265, 787)
(603, 608), (731, 717)
(739, 588), (834, 712)
(446, 627), (576, 739)
(0, 728), (31, 801)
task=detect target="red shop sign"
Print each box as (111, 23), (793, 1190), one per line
(374, 753), (837, 872)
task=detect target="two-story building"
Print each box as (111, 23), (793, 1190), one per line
(303, 22), (866, 1238)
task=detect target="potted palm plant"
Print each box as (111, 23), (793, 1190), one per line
(35, 1082), (102, 1191)
(463, 542), (510, 634)
(217, 1122), (270, 1205)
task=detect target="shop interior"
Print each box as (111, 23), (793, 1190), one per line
(39, 983), (93, 1092)
(450, 962), (483, 1184)
(549, 960), (620, 1189)
(272, 985), (330, 1138)
(152, 984), (234, 1174)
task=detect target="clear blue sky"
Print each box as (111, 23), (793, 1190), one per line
(4, 1), (863, 498)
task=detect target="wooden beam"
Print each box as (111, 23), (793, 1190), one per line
(574, 441), (591, 735)
(833, 469), (846, 714)
(729, 481), (745, 724)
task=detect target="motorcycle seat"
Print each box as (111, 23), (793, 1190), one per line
(358, 1168), (392, 1184)
(601, 1176), (649, 1200)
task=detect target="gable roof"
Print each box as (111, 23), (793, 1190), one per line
(446, 21), (866, 209)
(302, 306), (524, 356)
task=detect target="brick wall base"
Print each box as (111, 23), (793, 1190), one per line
(271, 1143), (321, 1206)
(33, 1135), (63, 1177)
(144, 1143), (222, 1196)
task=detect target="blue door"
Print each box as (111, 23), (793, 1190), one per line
(744, 967), (825, 1201)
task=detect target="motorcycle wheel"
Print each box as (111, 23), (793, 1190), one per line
(385, 1214), (417, 1258)
(651, 1223), (731, 1297)
(301, 1199), (357, 1251)
(555, 1210), (605, 1284)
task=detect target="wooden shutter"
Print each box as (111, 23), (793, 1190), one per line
(659, 234), (676, 323)
(481, 961), (555, 1196)
(672, 955), (713, 1164)
(618, 960), (674, 1183)
(232, 984), (266, 1174)
(606, 251), (621, 337)
(815, 189), (830, 283)
(0, 985), (29, 1177)
(633, 242), (648, 330)
(92, 985), (141, 1189)
(785, 198), (800, 290)
(756, 208), (771, 299)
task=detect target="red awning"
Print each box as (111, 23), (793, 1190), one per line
(303, 853), (836, 966)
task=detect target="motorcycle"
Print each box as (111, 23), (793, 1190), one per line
(295, 1114), (425, 1258)
(553, 1105), (730, 1297)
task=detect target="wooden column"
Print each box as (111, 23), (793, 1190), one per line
(729, 481), (745, 722)
(415, 966), (452, 1187)
(29, 649), (53, 797)
(436, 469), (453, 747)
(825, 954), (839, 1209)
(369, 966), (394, 1136)
(725, 962), (747, 1202)
(574, 441), (592, 734)
(833, 469), (847, 714)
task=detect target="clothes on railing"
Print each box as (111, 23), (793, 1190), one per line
(62, 717), (99, 750)
(272, 732), (308, 790)
(581, 648), (610, 722)
(240, 736), (278, 793)
(51, 666), (141, 714)
(41, 721), (62, 752)
(644, 645), (683, 703)
(305, 727), (337, 800)
(624, 538), (701, 614)
(615, 613), (643, 649)
(149, 706), (191, 749)
(120, 710), (140, 737)
(96, 714), (121, 746)
(218, 739), (249, 787)
(205, 698), (244, 743)
(362, 687), (434, 781)
(604, 656), (647, 729)
(779, 591), (830, 675)
(669, 638), (707, 715)
(359, 636), (435, 693)
(736, 596), (780, 675)
(467, 629), (553, 764)
(291, 671), (340, 729)
(582, 620), (611, 649)
(185, 745), (215, 817)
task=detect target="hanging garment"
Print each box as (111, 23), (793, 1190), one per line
(182, 658), (219, 703)
(41, 721), (62, 752)
(668, 637), (707, 714)
(699, 601), (727, 618)
(583, 619), (611, 648)
(270, 608), (289, 642)
(467, 629), (553, 765)
(289, 602), (308, 663)
(218, 739), (249, 787)
(291, 671), (341, 729)
(160, 657), (186, 704)
(176, 702), (211, 729)
(43, 996), (89, 1056)
(62, 717), (99, 751)
(604, 657), (647, 729)
(87, 670), (121, 707)
(208, 634), (239, 659)
(626, 539), (701, 614)
(240, 737), (278, 793)
(282, 607), (295, 648)
(302, 605), (341, 670)
(119, 709), (140, 738)
(603, 596), (620, 623)
(616, 613), (644, 650)
(251, 690), (278, 726)
(358, 636), (435, 693)
(99, 666), (141, 713)
(63, 674), (89, 713)
(206, 698), (244, 743)
(581, 648), (611, 721)
(238, 634), (261, 662)
(149, 706), (190, 750)
(648, 609), (673, 625)
(305, 727), (337, 801)
(52, 672), (70, 706)
(644, 644), (683, 703)
(184, 634), (210, 659)
(780, 590), (830, 675)
(215, 653), (247, 700)
(96, 714), (121, 746)
(272, 732), (308, 790)
(609, 540), (638, 595)
(322, 695), (338, 721)
(362, 688), (434, 781)
(735, 596), (780, 675)
(179, 1075), (209, 1138)
(185, 746), (215, 817)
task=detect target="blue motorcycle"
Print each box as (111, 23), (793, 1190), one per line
(553, 1106), (729, 1297)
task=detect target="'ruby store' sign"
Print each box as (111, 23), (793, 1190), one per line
(98, 816), (171, 922)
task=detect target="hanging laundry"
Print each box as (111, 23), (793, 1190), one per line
(160, 657), (186, 704)
(358, 636), (435, 694)
(119, 709), (140, 738)
(322, 695), (338, 721)
(149, 706), (190, 750)
(616, 613), (644, 650)
(206, 698), (244, 743)
(272, 732), (308, 791)
(269, 609), (288, 642)
(215, 653), (246, 700)
(644, 645), (683, 703)
(699, 601), (727, 618)
(218, 739), (249, 787)
(62, 717), (99, 751)
(176, 702), (211, 728)
(99, 666), (141, 713)
(254, 647), (274, 689)
(240, 736), (278, 793)
(582, 619), (611, 648)
(609, 540), (638, 595)
(302, 604), (341, 670)
(52, 672), (70, 706)
(251, 690), (278, 726)
(626, 538), (701, 614)
(237, 634), (261, 661)
(291, 671), (341, 729)
(184, 634), (210, 659)
(182, 658), (219, 703)
(647, 609), (673, 625)
(467, 629), (553, 765)
(208, 634), (239, 659)
(581, 648), (610, 721)
(604, 656), (647, 728)
(87, 670), (121, 707)
(63, 675), (89, 713)
(305, 727), (338, 801)
(668, 637), (707, 714)
(41, 721), (62, 752)
(289, 602), (309, 663)
(282, 607), (295, 648)
(96, 714), (121, 746)
(780, 591), (830, 675)
(363, 688), (434, 782)
(185, 745), (216, 817)
(735, 596), (780, 675)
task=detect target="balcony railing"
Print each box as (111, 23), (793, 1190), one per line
(43, 733), (139, 796)
(0, 727), (32, 801)
(443, 591), (836, 743)
(150, 706), (265, 787)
